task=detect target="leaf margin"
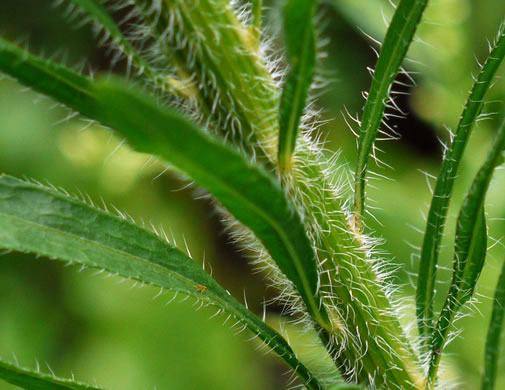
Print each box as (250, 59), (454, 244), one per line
(0, 174), (324, 390)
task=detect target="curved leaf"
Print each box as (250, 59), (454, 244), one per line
(481, 258), (505, 390)
(353, 0), (428, 229)
(0, 38), (99, 118)
(278, 0), (316, 172)
(0, 359), (104, 390)
(416, 20), (505, 343)
(426, 114), (505, 386)
(0, 175), (323, 390)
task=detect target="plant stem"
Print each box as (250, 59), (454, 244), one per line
(147, 1), (425, 387)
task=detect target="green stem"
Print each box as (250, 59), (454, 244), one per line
(149, 1), (425, 387)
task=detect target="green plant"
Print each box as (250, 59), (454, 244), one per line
(0, 0), (504, 389)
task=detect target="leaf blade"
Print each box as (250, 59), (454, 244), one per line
(416, 21), (505, 344)
(353, 0), (428, 229)
(426, 114), (505, 386)
(278, 0), (316, 172)
(481, 258), (505, 390)
(0, 38), (99, 118)
(0, 175), (323, 390)
(0, 359), (103, 390)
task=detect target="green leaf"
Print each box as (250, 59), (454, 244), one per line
(0, 175), (323, 390)
(455, 208), (487, 301)
(481, 258), (505, 390)
(416, 20), (505, 345)
(0, 38), (99, 118)
(278, 0), (316, 172)
(426, 115), (505, 387)
(353, 0), (427, 229)
(0, 359), (104, 390)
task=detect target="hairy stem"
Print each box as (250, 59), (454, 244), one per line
(144, 1), (425, 388)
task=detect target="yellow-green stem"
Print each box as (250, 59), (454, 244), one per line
(152, 1), (425, 387)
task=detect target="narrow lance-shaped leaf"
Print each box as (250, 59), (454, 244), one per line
(0, 358), (105, 390)
(92, 78), (331, 330)
(426, 115), (505, 388)
(0, 38), (99, 118)
(0, 42), (331, 331)
(416, 20), (505, 345)
(0, 175), (323, 390)
(481, 257), (505, 390)
(278, 0), (316, 172)
(353, 0), (427, 229)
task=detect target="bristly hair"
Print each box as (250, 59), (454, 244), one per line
(52, 0), (425, 387)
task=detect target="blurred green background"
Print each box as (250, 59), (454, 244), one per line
(1, 0), (505, 389)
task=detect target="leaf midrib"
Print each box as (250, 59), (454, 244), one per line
(0, 209), (200, 292)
